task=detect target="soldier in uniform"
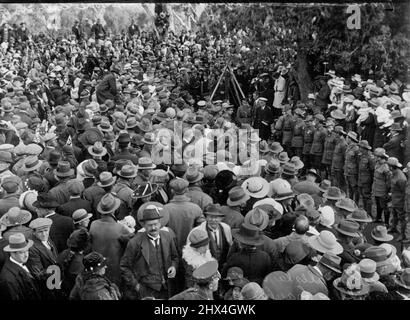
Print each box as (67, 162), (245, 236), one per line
(236, 100), (252, 126)
(357, 140), (375, 217)
(321, 120), (337, 180)
(372, 148), (391, 225)
(169, 260), (220, 300)
(344, 131), (360, 204)
(331, 126), (347, 192)
(275, 104), (294, 154)
(290, 108), (305, 158)
(309, 114), (327, 173)
(302, 115), (315, 172)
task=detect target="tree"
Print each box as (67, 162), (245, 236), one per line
(199, 3), (410, 101)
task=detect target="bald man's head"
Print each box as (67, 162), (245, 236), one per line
(294, 215), (309, 235)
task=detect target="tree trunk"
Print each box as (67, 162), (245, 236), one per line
(296, 50), (313, 102)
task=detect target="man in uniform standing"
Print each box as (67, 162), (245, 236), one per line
(302, 115), (315, 172)
(331, 126), (347, 192)
(275, 105), (294, 154)
(344, 131), (360, 204)
(357, 140), (375, 217)
(169, 261), (220, 300)
(290, 108), (305, 158)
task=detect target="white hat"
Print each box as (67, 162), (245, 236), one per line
(253, 198), (283, 215)
(319, 206), (335, 228)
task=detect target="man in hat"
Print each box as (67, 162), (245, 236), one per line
(301, 115), (315, 172)
(96, 64), (119, 104)
(33, 193), (74, 254)
(188, 204), (232, 270)
(185, 166), (213, 211)
(290, 108), (305, 158)
(56, 179), (92, 218)
(120, 205), (179, 300)
(26, 217), (59, 299)
(334, 219), (362, 266)
(165, 179), (204, 253)
(220, 186), (248, 230)
(0, 233), (41, 300)
(321, 120), (337, 180)
(387, 157), (408, 242)
(344, 131), (360, 203)
(356, 140), (375, 217)
(20, 155), (49, 193)
(133, 157), (156, 187)
(275, 105), (294, 153)
(90, 193), (131, 287)
(383, 123), (405, 164)
(253, 97), (274, 141)
(170, 260), (220, 300)
(110, 133), (139, 165)
(48, 161), (76, 205)
(331, 126), (347, 191)
(112, 164), (137, 210)
(0, 176), (22, 217)
(372, 148), (391, 225)
(309, 114), (327, 175)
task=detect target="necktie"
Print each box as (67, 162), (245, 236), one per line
(213, 230), (219, 247)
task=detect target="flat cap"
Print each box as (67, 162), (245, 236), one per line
(29, 217), (53, 230)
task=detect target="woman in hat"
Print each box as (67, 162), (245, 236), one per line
(57, 228), (91, 297)
(333, 263), (369, 300)
(69, 251), (121, 300)
(182, 229), (216, 289)
(222, 223), (271, 285)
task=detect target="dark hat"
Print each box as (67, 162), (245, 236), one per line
(83, 251), (107, 272)
(26, 176), (47, 193)
(334, 219), (360, 238)
(117, 132), (131, 144)
(363, 246), (389, 267)
(32, 193), (59, 208)
(390, 122), (404, 132)
(227, 186), (250, 206)
(244, 207), (269, 230)
(48, 150), (62, 166)
(284, 241), (314, 265)
(224, 267), (244, 281)
(232, 223), (264, 246)
(67, 228), (90, 251)
(214, 170), (237, 191)
(140, 205), (163, 222)
(78, 128), (104, 147)
(97, 172), (117, 188)
(97, 193), (121, 215)
(318, 253), (342, 274)
(204, 203), (225, 217)
(1, 176), (20, 193)
(171, 162), (188, 174)
(54, 161), (75, 178)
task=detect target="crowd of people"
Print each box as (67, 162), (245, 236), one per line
(0, 16), (409, 301)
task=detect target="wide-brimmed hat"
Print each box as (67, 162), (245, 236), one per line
(259, 141), (270, 154)
(289, 156), (304, 170)
(308, 230), (343, 255)
(359, 259), (380, 283)
(21, 155), (42, 172)
(32, 193), (60, 208)
(82, 159), (99, 178)
(269, 142), (283, 154)
(232, 223), (264, 246)
(0, 207), (32, 227)
(395, 268), (410, 290)
(318, 252), (342, 274)
(72, 209), (93, 224)
(292, 181), (321, 196)
(97, 193), (121, 215)
(3, 233), (33, 252)
(322, 186), (344, 200)
(227, 186), (250, 206)
(334, 219), (360, 237)
(318, 179), (331, 193)
(346, 131), (359, 142)
(371, 225), (393, 242)
(204, 204), (225, 217)
(333, 266), (369, 296)
(98, 121), (114, 132)
(137, 202), (169, 227)
(244, 207), (269, 231)
(88, 141), (107, 157)
(137, 117), (153, 132)
(136, 157), (156, 170)
(363, 246), (389, 267)
(265, 159), (280, 175)
(281, 163), (297, 176)
(270, 178), (294, 201)
(97, 172), (117, 187)
(278, 152), (290, 164)
(184, 166), (204, 184)
(54, 161), (75, 178)
(242, 177), (270, 199)
(330, 109), (346, 120)
(335, 198), (357, 212)
(141, 132), (157, 145)
(347, 208), (372, 223)
(117, 165), (138, 179)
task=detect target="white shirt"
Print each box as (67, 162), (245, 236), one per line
(10, 257), (31, 275)
(148, 235), (160, 248)
(42, 241), (51, 250)
(210, 228), (220, 247)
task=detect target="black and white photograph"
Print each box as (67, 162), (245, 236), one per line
(0, 2), (409, 304)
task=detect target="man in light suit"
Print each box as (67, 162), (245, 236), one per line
(120, 205), (179, 300)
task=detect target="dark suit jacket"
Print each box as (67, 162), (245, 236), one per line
(0, 259), (41, 300)
(26, 237), (58, 282)
(56, 198), (92, 218)
(120, 230), (179, 294)
(46, 213), (75, 254)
